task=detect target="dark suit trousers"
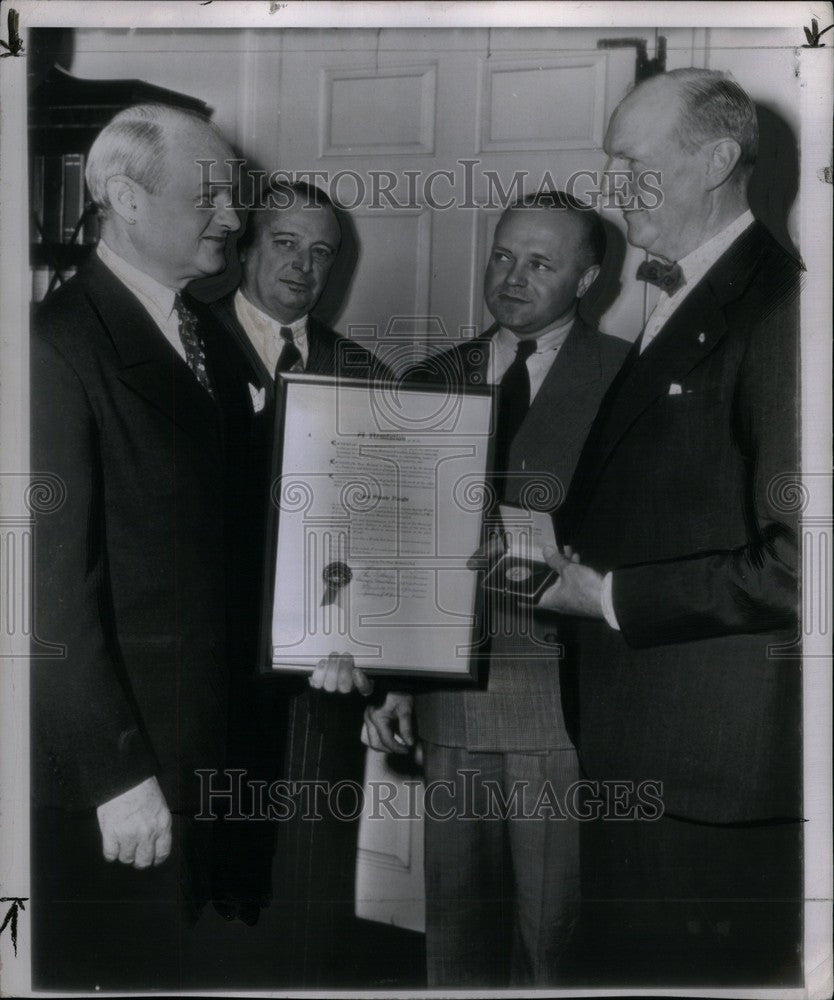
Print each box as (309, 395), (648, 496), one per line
(422, 742), (581, 987)
(568, 810), (803, 986)
(271, 686), (369, 986)
(32, 806), (212, 991)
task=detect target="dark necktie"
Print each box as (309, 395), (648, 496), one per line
(173, 293), (215, 398)
(275, 325), (302, 375)
(636, 258), (685, 294)
(493, 338), (537, 478)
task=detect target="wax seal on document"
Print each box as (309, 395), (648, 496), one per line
(321, 561), (353, 606)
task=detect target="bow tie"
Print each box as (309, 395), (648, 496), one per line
(636, 259), (685, 295)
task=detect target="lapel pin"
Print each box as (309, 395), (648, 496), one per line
(698, 332), (706, 343)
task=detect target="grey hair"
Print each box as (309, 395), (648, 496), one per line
(85, 103), (220, 212)
(664, 68), (758, 172)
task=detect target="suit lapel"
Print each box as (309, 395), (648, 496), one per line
(588, 282), (728, 462)
(210, 293), (273, 402)
(570, 223), (764, 502)
(459, 322), (598, 472)
(80, 256), (222, 447)
(306, 317), (338, 376)
(514, 318), (600, 446)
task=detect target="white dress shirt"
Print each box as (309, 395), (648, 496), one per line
(234, 289), (309, 377)
(639, 209), (755, 353)
(486, 312), (575, 399)
(97, 240), (186, 361)
(601, 209), (756, 630)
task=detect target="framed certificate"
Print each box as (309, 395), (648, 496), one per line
(260, 373), (496, 677)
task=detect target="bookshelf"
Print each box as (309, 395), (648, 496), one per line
(29, 65), (210, 302)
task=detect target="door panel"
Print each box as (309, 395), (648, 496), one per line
(269, 30), (644, 368)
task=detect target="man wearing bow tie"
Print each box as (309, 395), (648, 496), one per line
(207, 182), (390, 982)
(31, 104), (252, 989)
(364, 191), (629, 986)
(539, 69), (803, 981)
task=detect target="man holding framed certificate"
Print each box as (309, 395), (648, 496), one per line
(364, 192), (630, 986)
(206, 182), (390, 980)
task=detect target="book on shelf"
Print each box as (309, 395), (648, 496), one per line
(61, 154), (86, 243)
(40, 156), (63, 244)
(31, 156), (45, 244)
(32, 153), (90, 245)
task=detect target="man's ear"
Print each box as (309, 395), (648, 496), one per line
(576, 264), (601, 299)
(705, 138), (742, 191)
(105, 176), (141, 225)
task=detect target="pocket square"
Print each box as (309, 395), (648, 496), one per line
(668, 383), (683, 395)
(249, 383), (266, 413)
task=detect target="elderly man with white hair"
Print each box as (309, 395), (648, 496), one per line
(30, 103), (249, 990)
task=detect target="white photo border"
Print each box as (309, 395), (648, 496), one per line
(1, 3), (830, 997)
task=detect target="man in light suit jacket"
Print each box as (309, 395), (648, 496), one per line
(541, 70), (803, 983)
(31, 105), (251, 990)
(206, 182), (390, 984)
(364, 192), (629, 986)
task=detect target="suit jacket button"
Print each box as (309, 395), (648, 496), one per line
(544, 632), (558, 643)
(521, 459), (526, 470)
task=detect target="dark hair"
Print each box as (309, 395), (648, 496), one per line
(665, 68), (758, 171)
(238, 180), (339, 255)
(508, 189), (606, 269)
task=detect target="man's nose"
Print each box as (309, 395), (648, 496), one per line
(215, 202), (241, 232)
(292, 250), (313, 273)
(505, 261), (527, 286)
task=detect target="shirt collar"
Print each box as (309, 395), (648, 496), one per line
(97, 239), (177, 320)
(670, 209), (755, 296)
(495, 310), (575, 354)
(235, 289), (308, 340)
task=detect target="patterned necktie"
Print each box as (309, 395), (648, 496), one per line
(636, 258), (685, 295)
(275, 325), (302, 375)
(493, 337), (537, 478)
(173, 294), (215, 399)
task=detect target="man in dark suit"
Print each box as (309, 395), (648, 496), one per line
(31, 104), (250, 989)
(364, 192), (629, 986)
(208, 182), (388, 984)
(540, 69), (803, 983)
(207, 181), (383, 753)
